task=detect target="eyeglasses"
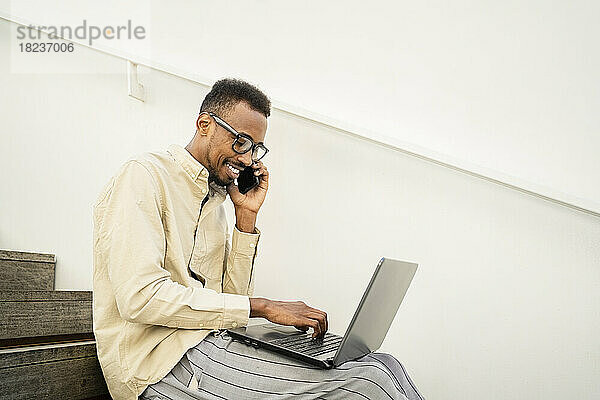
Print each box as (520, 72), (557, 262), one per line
(206, 112), (269, 162)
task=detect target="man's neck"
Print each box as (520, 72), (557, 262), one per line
(184, 142), (226, 189)
(185, 142), (208, 170)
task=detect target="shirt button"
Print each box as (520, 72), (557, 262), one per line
(232, 322), (238, 328)
(201, 188), (206, 194)
(201, 170), (207, 176)
(198, 323), (204, 327)
(249, 243), (255, 248)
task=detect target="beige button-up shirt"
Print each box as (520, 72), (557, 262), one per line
(92, 144), (259, 400)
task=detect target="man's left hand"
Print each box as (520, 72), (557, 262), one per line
(227, 161), (268, 232)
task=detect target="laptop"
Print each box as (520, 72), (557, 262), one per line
(227, 257), (418, 368)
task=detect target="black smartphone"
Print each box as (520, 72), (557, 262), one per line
(237, 166), (259, 194)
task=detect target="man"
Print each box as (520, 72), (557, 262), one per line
(93, 78), (424, 399)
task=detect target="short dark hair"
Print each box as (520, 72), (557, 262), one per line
(200, 78), (271, 118)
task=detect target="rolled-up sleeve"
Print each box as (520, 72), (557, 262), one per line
(222, 226), (260, 297)
(99, 160), (249, 329)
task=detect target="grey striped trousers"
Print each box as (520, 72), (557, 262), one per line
(139, 331), (424, 400)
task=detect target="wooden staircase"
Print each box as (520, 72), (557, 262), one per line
(0, 250), (110, 399)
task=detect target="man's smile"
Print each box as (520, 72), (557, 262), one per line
(225, 161), (241, 179)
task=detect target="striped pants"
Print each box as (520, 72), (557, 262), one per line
(139, 331), (424, 400)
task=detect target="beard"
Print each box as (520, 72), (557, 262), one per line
(209, 170), (230, 187)
(205, 141), (234, 187)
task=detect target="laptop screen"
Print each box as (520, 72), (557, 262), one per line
(333, 258), (418, 365)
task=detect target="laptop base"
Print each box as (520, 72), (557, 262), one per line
(227, 323), (340, 369)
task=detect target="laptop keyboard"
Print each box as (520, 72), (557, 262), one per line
(269, 332), (344, 357)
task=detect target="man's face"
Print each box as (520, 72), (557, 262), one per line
(204, 102), (267, 187)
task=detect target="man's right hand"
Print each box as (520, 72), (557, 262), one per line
(249, 298), (328, 338)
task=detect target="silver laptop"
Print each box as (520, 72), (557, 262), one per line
(227, 258), (418, 368)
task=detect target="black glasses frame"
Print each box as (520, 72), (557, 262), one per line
(205, 112), (269, 162)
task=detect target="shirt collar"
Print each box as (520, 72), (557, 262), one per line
(167, 143), (228, 198)
(167, 143), (209, 183)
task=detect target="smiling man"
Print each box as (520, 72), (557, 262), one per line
(93, 78), (423, 400)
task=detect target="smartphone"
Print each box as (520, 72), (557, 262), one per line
(237, 166), (259, 194)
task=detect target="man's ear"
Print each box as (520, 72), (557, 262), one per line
(196, 113), (211, 136)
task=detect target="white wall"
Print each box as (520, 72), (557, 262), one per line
(1, 15), (599, 400)
(3, 0), (599, 212)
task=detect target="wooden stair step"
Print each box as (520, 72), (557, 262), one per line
(0, 290), (92, 341)
(0, 341), (109, 399)
(0, 250), (56, 291)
